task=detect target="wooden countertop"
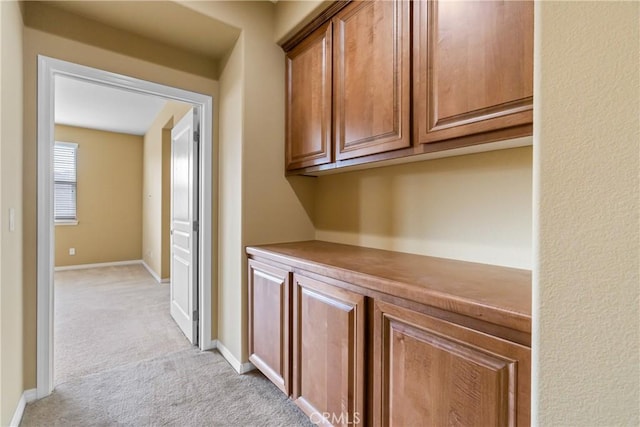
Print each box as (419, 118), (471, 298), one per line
(246, 240), (531, 335)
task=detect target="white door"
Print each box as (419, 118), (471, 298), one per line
(170, 108), (199, 344)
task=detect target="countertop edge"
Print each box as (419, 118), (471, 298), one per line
(246, 243), (532, 336)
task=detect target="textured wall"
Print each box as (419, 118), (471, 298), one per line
(54, 126), (143, 267)
(0, 1), (24, 424)
(533, 1), (639, 424)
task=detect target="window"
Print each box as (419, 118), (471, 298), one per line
(54, 142), (78, 222)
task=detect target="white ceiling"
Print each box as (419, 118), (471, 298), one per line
(55, 76), (169, 136)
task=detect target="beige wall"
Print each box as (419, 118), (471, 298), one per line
(23, 1), (218, 79)
(0, 0), (23, 425)
(22, 26), (218, 389)
(316, 147), (533, 269)
(142, 101), (191, 279)
(54, 125), (143, 267)
(218, 35), (244, 360)
(534, 1), (639, 424)
(161, 128), (171, 279)
(185, 1), (317, 363)
(273, 0), (329, 43)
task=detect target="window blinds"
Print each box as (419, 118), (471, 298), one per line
(54, 142), (78, 221)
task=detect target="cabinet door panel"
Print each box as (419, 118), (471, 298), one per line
(334, 0), (410, 160)
(248, 260), (290, 394)
(286, 22), (333, 170)
(293, 274), (365, 426)
(415, 0), (534, 144)
(374, 300), (530, 427)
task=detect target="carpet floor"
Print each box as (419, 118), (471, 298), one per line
(22, 348), (311, 426)
(22, 265), (311, 426)
(53, 264), (190, 385)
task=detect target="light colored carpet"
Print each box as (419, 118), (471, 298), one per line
(54, 264), (190, 385)
(22, 348), (312, 426)
(23, 264), (311, 426)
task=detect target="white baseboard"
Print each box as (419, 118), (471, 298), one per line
(202, 338), (217, 351)
(54, 259), (142, 271)
(141, 260), (165, 283)
(10, 389), (37, 427)
(214, 340), (255, 374)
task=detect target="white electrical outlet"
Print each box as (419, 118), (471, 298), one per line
(69, 248), (76, 256)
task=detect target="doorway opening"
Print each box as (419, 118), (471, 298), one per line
(37, 56), (214, 398)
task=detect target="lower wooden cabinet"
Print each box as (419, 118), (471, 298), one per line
(292, 274), (365, 426)
(247, 259), (291, 395)
(373, 300), (531, 427)
(247, 242), (532, 426)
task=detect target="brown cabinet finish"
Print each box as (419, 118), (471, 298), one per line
(247, 259), (291, 394)
(247, 241), (531, 426)
(282, 0), (534, 175)
(333, 0), (411, 161)
(373, 300), (530, 427)
(292, 274), (365, 426)
(415, 0), (534, 144)
(248, 241), (531, 335)
(286, 21), (333, 170)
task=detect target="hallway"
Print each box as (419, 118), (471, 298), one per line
(22, 265), (310, 426)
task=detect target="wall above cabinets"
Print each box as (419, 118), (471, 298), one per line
(281, 0), (534, 176)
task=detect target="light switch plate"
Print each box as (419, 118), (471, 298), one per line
(8, 208), (15, 232)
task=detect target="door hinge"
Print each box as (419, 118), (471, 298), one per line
(193, 129), (200, 141)
(193, 220), (199, 232)
(193, 310), (199, 320)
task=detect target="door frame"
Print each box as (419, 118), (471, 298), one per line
(36, 55), (214, 398)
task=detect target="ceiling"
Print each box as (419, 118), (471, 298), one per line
(55, 76), (169, 136)
(43, 1), (250, 135)
(44, 0), (241, 60)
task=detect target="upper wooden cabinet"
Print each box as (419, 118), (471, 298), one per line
(283, 0), (534, 174)
(333, 0), (410, 161)
(285, 22), (333, 170)
(415, 0), (534, 144)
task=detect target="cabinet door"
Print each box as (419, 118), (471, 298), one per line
(293, 274), (365, 426)
(373, 300), (531, 427)
(286, 21), (333, 170)
(334, 0), (411, 161)
(415, 0), (534, 144)
(248, 260), (291, 395)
